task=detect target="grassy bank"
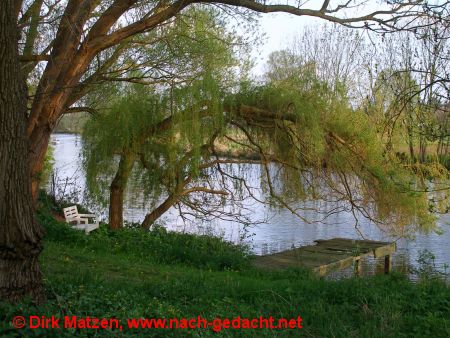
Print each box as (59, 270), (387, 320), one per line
(1, 199), (449, 337)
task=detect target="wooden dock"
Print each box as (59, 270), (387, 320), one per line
(252, 238), (396, 276)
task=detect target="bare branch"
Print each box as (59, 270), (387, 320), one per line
(64, 106), (98, 116)
(182, 187), (229, 196)
(320, 0), (330, 13)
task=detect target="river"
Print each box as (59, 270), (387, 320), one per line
(49, 133), (450, 277)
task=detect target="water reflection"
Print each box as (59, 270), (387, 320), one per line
(49, 134), (450, 276)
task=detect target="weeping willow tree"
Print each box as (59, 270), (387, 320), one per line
(83, 65), (437, 237)
(225, 61), (440, 236)
(227, 88), (435, 236)
(83, 10), (437, 235)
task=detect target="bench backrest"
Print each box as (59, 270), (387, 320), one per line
(63, 205), (79, 222)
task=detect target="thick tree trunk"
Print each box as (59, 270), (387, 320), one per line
(29, 126), (52, 202)
(109, 152), (135, 230)
(141, 193), (180, 229)
(0, 0), (44, 303)
(141, 157), (195, 229)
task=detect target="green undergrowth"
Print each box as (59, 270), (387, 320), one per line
(37, 192), (250, 271)
(0, 196), (449, 337)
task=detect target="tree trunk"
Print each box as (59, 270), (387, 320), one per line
(109, 152), (135, 230)
(405, 109), (415, 162)
(0, 0), (44, 303)
(419, 137), (427, 163)
(29, 125), (52, 202)
(407, 126), (415, 163)
(141, 193), (180, 229)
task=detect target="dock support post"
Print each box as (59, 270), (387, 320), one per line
(384, 255), (392, 274)
(354, 258), (362, 276)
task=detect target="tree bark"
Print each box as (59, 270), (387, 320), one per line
(29, 126), (51, 202)
(141, 193), (180, 230)
(0, 0), (44, 303)
(21, 0), (44, 77)
(109, 152), (135, 230)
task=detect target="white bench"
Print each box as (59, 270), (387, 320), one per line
(63, 205), (99, 234)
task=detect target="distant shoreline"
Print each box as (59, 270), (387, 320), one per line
(52, 131), (80, 135)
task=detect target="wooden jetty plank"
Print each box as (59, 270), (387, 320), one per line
(315, 238), (395, 259)
(315, 237), (389, 245)
(252, 237), (397, 276)
(313, 256), (358, 276)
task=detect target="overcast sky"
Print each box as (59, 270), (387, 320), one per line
(253, 13), (322, 74)
(250, 1), (393, 75)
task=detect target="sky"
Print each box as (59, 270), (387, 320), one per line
(253, 13), (323, 74)
(248, 0), (397, 75)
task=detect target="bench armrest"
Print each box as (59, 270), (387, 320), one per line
(79, 214), (99, 225)
(66, 216), (88, 225)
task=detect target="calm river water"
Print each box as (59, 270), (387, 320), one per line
(49, 133), (450, 276)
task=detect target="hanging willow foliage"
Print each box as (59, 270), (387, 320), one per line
(82, 8), (438, 234)
(224, 70), (437, 234)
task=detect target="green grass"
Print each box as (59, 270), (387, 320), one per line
(0, 198), (449, 337)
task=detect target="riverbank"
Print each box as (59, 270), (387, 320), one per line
(1, 196), (449, 337)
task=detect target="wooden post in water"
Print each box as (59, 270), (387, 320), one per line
(354, 257), (362, 276)
(384, 255), (392, 274)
